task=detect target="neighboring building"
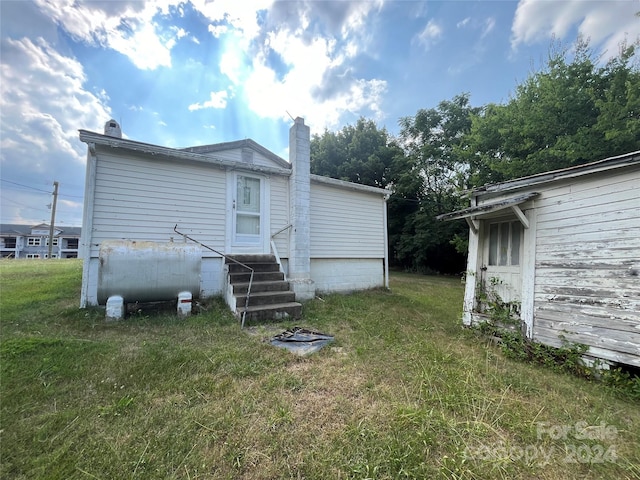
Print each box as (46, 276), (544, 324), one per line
(438, 151), (640, 368)
(0, 223), (82, 259)
(78, 119), (390, 320)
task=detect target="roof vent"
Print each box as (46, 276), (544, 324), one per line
(104, 119), (122, 138)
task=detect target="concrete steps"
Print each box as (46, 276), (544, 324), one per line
(226, 255), (302, 322)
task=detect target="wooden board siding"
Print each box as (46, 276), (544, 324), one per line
(90, 150), (226, 256)
(310, 183), (385, 258)
(531, 166), (640, 367)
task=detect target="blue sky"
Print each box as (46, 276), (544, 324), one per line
(1, 0), (638, 226)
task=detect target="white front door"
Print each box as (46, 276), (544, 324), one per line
(231, 173), (267, 252)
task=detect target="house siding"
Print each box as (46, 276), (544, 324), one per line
(269, 175), (290, 257)
(90, 149), (226, 257)
(310, 183), (386, 258)
(531, 167), (640, 366)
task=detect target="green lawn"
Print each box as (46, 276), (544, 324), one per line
(1, 259), (638, 479)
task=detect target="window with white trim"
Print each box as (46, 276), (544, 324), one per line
(27, 237), (41, 246)
(45, 238), (59, 246)
(488, 221), (521, 266)
(26, 254), (41, 259)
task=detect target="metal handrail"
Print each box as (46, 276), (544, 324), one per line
(270, 224), (292, 280)
(173, 225), (254, 328)
(271, 223), (292, 239)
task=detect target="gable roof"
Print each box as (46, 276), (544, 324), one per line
(79, 129), (391, 197)
(0, 224), (82, 236)
(79, 130), (293, 177)
(180, 139), (291, 169)
(311, 174), (391, 196)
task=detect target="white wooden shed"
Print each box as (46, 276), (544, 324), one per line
(79, 118), (390, 320)
(438, 151), (640, 368)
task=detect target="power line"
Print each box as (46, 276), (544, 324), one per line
(0, 195), (50, 212)
(0, 179), (52, 194)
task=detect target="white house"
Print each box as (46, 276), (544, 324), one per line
(79, 118), (390, 321)
(438, 151), (640, 368)
(0, 223), (81, 259)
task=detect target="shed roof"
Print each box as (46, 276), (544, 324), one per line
(473, 150), (640, 198)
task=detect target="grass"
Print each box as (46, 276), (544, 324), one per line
(1, 259), (639, 479)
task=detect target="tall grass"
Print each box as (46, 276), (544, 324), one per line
(1, 261), (638, 479)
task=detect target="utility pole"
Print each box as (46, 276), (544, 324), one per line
(48, 181), (59, 259)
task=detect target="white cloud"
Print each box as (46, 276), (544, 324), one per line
(208, 24), (229, 38)
(0, 37), (111, 224)
(33, 0), (178, 70)
(482, 17), (496, 39)
(511, 0), (640, 59)
(415, 19), (443, 50)
(239, 27), (386, 131)
(191, 0), (273, 40)
(457, 17), (470, 29)
(188, 91), (230, 111)
(210, 2), (387, 132)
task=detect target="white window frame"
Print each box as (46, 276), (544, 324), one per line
(26, 253), (41, 259)
(45, 237), (59, 246)
(488, 221), (522, 267)
(27, 237), (41, 246)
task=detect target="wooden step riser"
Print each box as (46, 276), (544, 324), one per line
(229, 272), (284, 283)
(227, 263), (280, 274)
(233, 282), (290, 294)
(236, 292), (296, 306)
(226, 254), (276, 264)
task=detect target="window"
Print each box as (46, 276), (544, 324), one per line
(45, 237), (59, 246)
(3, 237), (17, 248)
(65, 238), (79, 249)
(26, 254), (41, 259)
(488, 221), (521, 266)
(27, 237), (41, 246)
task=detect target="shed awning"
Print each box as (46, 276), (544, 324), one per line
(436, 192), (539, 232)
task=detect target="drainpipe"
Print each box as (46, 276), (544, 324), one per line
(288, 117), (315, 300)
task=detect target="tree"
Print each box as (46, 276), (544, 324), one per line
(465, 38), (640, 185)
(390, 94), (480, 273)
(310, 117), (401, 188)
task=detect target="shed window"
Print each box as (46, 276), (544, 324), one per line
(488, 221), (521, 266)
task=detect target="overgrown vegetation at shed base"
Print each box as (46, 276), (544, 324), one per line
(1, 260), (639, 479)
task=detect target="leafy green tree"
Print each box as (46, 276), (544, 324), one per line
(310, 117), (401, 188)
(466, 39), (640, 185)
(594, 43), (640, 153)
(390, 94), (479, 273)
